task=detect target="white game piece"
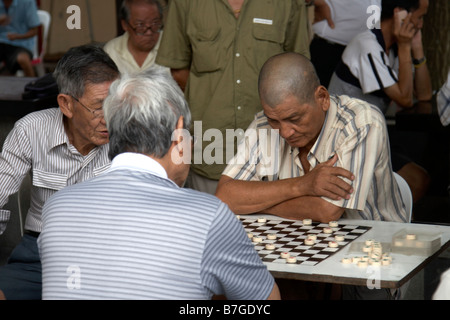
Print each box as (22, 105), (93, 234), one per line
(267, 234), (277, 240)
(357, 260), (368, 268)
(305, 234), (316, 241)
(280, 252), (290, 259)
(361, 255), (369, 262)
(257, 218), (267, 223)
(370, 259), (381, 266)
(341, 257), (352, 264)
(335, 235), (345, 242)
(236, 215), (240, 220)
(323, 227), (333, 234)
(304, 238), (315, 246)
(382, 253), (392, 260)
(406, 234), (416, 240)
(363, 245), (372, 253)
(265, 243), (275, 250)
(370, 252), (382, 260)
(329, 221), (339, 228)
(247, 233), (253, 239)
(303, 218), (312, 225)
(352, 256), (361, 264)
(286, 256), (297, 263)
(382, 258), (391, 266)
(252, 236), (263, 243)
(365, 239), (374, 246)
(328, 241), (338, 248)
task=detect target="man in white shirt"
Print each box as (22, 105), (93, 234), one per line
(328, 0), (432, 203)
(104, 0), (168, 75)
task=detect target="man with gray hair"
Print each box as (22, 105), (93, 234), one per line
(0, 44), (119, 299)
(104, 0), (168, 75)
(38, 69), (280, 300)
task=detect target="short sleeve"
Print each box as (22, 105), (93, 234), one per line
(26, 0), (41, 29)
(342, 32), (398, 94)
(155, 0), (192, 69)
(200, 203), (274, 300)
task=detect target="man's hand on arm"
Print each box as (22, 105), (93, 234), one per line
(215, 155), (354, 220)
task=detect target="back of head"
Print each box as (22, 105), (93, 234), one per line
(104, 67), (191, 160)
(54, 44), (119, 98)
(258, 52), (320, 108)
(381, 0), (420, 20)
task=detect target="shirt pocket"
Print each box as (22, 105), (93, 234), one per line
(32, 168), (68, 191)
(188, 23), (223, 73)
(252, 21), (285, 44)
(252, 21), (285, 67)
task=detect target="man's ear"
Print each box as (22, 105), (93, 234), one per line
(170, 116), (191, 165)
(172, 116), (186, 152)
(58, 94), (74, 119)
(315, 85), (330, 112)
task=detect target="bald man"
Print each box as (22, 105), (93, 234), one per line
(216, 52), (408, 223)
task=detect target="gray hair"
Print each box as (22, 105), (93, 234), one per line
(53, 44), (119, 99)
(104, 67), (191, 160)
(120, 0), (163, 22)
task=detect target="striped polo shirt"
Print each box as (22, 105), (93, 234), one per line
(38, 153), (274, 300)
(0, 108), (111, 234)
(223, 95), (407, 222)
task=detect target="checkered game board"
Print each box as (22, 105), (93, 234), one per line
(240, 217), (371, 266)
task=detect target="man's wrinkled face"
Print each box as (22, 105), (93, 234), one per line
(70, 81), (114, 151)
(123, 3), (162, 52)
(262, 93), (326, 150)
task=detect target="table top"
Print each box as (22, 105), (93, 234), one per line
(0, 76), (57, 117)
(248, 214), (450, 289)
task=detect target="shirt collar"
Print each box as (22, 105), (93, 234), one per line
(306, 98), (337, 165)
(110, 152), (169, 180)
(49, 108), (71, 151)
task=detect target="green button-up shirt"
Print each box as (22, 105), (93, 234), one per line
(156, 0), (310, 180)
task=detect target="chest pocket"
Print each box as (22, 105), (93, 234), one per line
(32, 168), (68, 191)
(252, 20), (285, 68)
(187, 11), (223, 73)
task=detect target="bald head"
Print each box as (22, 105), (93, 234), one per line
(258, 53), (320, 108)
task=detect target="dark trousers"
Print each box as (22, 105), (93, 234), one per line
(0, 234), (42, 300)
(310, 36), (346, 89)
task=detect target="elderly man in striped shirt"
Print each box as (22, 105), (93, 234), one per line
(0, 45), (119, 300)
(37, 68), (280, 300)
(216, 52), (407, 224)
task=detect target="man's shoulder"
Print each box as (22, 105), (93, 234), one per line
(346, 30), (379, 54)
(16, 108), (59, 128)
(333, 95), (386, 127)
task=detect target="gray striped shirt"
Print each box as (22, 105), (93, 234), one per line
(0, 108), (110, 234)
(38, 153), (274, 300)
(223, 95), (407, 222)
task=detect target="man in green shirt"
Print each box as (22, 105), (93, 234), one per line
(156, 0), (311, 194)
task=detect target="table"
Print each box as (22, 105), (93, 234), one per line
(0, 76), (57, 117)
(248, 215), (450, 289)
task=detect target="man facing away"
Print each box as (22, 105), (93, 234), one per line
(38, 68), (280, 300)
